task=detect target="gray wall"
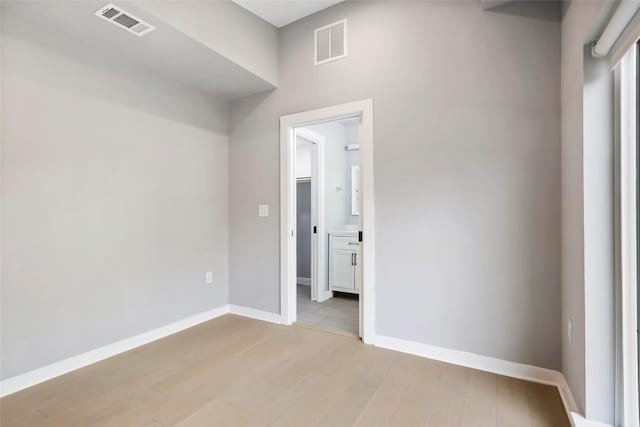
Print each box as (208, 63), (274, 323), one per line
(137, 0), (279, 87)
(560, 1), (615, 422)
(560, 1), (588, 409)
(229, 1), (562, 369)
(582, 48), (614, 424)
(296, 182), (312, 279)
(1, 11), (230, 379)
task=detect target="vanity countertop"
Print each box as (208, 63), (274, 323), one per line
(328, 230), (358, 237)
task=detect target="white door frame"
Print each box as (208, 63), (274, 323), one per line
(615, 43), (639, 427)
(280, 99), (375, 343)
(295, 127), (331, 303)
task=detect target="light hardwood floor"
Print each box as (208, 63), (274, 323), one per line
(1, 314), (570, 427)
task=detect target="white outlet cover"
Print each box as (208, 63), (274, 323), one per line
(258, 204), (269, 217)
(206, 272), (214, 284)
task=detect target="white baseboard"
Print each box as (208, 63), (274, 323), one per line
(229, 304), (285, 324)
(570, 413), (614, 427)
(0, 305), (230, 398)
(0, 303), (288, 398)
(371, 334), (578, 422)
(556, 373), (580, 425)
(316, 290), (334, 302)
(297, 277), (311, 286)
(0, 305), (586, 427)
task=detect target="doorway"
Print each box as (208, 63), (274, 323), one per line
(294, 127), (328, 304)
(280, 99), (375, 343)
(295, 119), (361, 336)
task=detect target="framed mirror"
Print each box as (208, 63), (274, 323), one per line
(351, 165), (360, 216)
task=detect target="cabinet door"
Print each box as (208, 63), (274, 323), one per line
(331, 249), (355, 290)
(353, 249), (361, 291)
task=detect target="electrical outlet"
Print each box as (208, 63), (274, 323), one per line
(258, 204), (269, 217)
(205, 272), (214, 284)
(567, 318), (572, 344)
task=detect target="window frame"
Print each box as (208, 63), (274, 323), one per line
(615, 40), (639, 426)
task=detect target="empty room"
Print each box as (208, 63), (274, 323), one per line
(1, 1), (638, 426)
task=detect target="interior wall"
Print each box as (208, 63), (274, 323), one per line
(229, 0), (562, 369)
(560, 0), (612, 419)
(137, 0), (279, 87)
(296, 140), (312, 179)
(1, 11), (230, 379)
(305, 121), (358, 233)
(582, 48), (615, 424)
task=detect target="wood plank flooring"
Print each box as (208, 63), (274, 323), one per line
(0, 314), (570, 427)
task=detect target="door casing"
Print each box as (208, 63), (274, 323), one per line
(280, 99), (375, 342)
(295, 128), (331, 303)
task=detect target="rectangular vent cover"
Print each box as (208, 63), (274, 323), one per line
(95, 3), (155, 37)
(314, 19), (347, 65)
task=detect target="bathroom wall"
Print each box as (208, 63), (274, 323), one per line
(344, 120), (360, 222)
(296, 140), (312, 179)
(295, 121), (359, 289)
(305, 121), (360, 234)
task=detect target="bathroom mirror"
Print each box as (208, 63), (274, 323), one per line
(351, 165), (360, 216)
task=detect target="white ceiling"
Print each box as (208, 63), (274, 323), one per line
(232, 0), (345, 27)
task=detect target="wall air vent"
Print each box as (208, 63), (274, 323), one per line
(314, 19), (347, 65)
(94, 3), (155, 37)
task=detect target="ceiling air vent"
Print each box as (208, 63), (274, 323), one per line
(94, 3), (155, 37)
(314, 19), (347, 65)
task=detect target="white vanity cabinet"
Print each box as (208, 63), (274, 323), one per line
(329, 232), (361, 294)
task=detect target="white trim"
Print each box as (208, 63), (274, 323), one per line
(0, 303), (293, 398)
(228, 305), (286, 324)
(371, 334), (579, 423)
(1, 302), (589, 426)
(571, 413), (614, 427)
(280, 99), (375, 342)
(0, 305), (230, 397)
(591, 0), (640, 59)
(295, 127), (329, 304)
(295, 128), (324, 143)
(557, 377), (580, 425)
(617, 43), (640, 427)
(371, 334), (570, 394)
(297, 277), (311, 285)
(610, 4), (640, 68)
(314, 19), (348, 66)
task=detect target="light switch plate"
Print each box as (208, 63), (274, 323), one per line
(205, 272), (214, 284)
(258, 204), (269, 217)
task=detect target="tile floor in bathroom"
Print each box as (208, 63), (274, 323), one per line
(296, 283), (359, 336)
